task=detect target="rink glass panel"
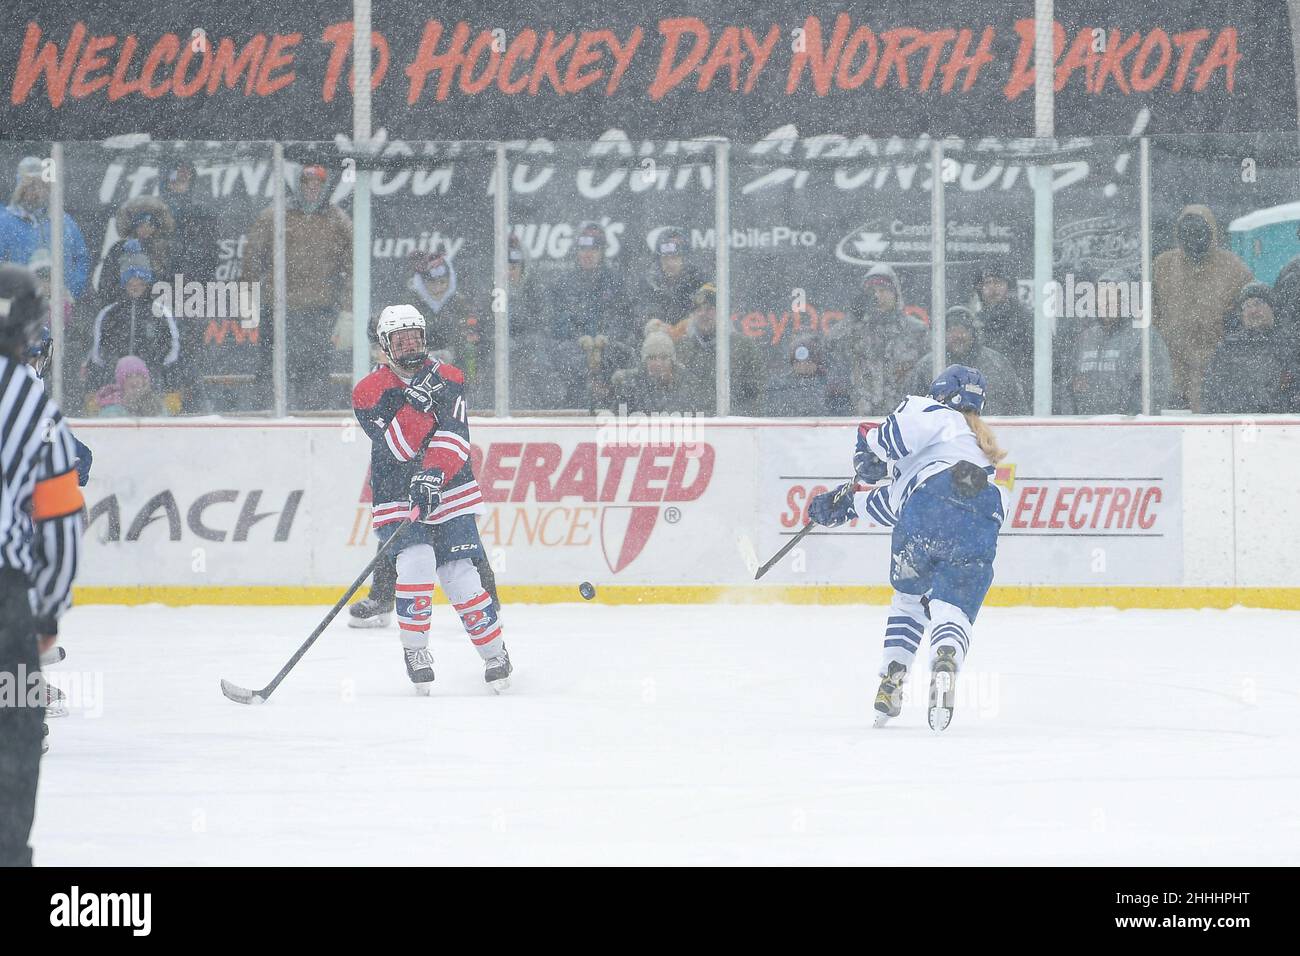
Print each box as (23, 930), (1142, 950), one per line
(501, 139), (719, 416)
(361, 141), (498, 415)
(1147, 132), (1300, 416)
(940, 136), (1136, 418)
(729, 136), (938, 419)
(57, 141), (276, 417)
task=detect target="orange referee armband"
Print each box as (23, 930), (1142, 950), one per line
(32, 469), (84, 521)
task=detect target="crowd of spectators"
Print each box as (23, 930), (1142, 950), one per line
(1, 149), (1297, 419)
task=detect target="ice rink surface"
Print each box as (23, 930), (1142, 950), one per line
(32, 603), (1300, 866)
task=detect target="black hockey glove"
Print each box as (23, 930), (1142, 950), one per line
(403, 368), (446, 414)
(409, 468), (445, 520)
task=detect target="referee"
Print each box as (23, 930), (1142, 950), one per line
(0, 263), (84, 867)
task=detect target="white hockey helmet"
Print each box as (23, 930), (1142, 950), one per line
(375, 304), (427, 371)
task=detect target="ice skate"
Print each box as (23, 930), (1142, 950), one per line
(484, 645), (512, 694)
(928, 646), (958, 733)
(348, 596), (393, 629)
(403, 646), (435, 693)
(873, 661), (908, 727)
(43, 677), (68, 718)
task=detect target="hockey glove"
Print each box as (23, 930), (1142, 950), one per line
(808, 481), (857, 527)
(409, 468), (445, 520)
(403, 368), (446, 414)
(854, 426), (889, 483)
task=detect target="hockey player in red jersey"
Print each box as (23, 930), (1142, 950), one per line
(352, 304), (512, 692)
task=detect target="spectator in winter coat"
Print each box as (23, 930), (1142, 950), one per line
(638, 227), (706, 331)
(673, 282), (766, 415)
(1152, 204), (1253, 411)
(1268, 252), (1300, 361)
(405, 248), (491, 407)
(0, 155), (90, 299)
(506, 235), (565, 410)
(1060, 283), (1172, 415)
(824, 263), (929, 415)
(905, 306), (1029, 416)
(246, 164), (352, 409)
(84, 240), (180, 399)
(1202, 283), (1297, 414)
(159, 159), (220, 284)
(762, 334), (835, 417)
(612, 330), (696, 414)
(158, 159), (221, 406)
(549, 223), (637, 409)
(98, 196), (174, 312)
(971, 259), (1035, 402)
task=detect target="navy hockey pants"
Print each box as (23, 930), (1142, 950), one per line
(889, 467), (1004, 623)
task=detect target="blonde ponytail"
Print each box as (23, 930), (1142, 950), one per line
(963, 409), (1006, 463)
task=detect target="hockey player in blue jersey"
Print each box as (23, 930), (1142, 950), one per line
(808, 365), (1007, 732)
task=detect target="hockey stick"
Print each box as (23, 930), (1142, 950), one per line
(753, 520), (817, 580)
(753, 480), (856, 581)
(220, 519), (413, 704)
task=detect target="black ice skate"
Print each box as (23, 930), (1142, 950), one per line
(348, 596), (393, 629)
(928, 646), (958, 733)
(484, 645), (512, 694)
(403, 646), (435, 693)
(873, 661), (908, 727)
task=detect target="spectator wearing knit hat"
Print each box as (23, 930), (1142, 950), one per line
(1202, 283), (1297, 414)
(639, 227), (706, 331)
(971, 259), (1035, 400)
(404, 246), (492, 407)
(905, 306), (1029, 416)
(824, 263), (928, 415)
(0, 155), (90, 298)
(550, 223), (636, 408)
(83, 240), (179, 402)
(612, 329), (695, 414)
(94, 355), (170, 418)
(674, 282), (766, 415)
(97, 195), (174, 313)
(762, 334), (836, 417)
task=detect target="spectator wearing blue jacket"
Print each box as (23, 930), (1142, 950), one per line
(0, 156), (89, 300)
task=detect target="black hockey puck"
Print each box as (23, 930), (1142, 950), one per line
(579, 581), (596, 601)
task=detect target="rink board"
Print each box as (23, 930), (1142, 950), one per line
(67, 416), (1299, 608)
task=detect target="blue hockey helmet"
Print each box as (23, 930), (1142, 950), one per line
(928, 364), (987, 414)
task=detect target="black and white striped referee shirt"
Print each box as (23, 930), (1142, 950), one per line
(0, 354), (83, 628)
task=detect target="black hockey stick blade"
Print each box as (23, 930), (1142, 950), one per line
(753, 479), (865, 580)
(754, 521), (815, 580)
(219, 516), (415, 705)
(219, 679), (266, 706)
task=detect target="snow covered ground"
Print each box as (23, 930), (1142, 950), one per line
(31, 603), (1300, 866)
